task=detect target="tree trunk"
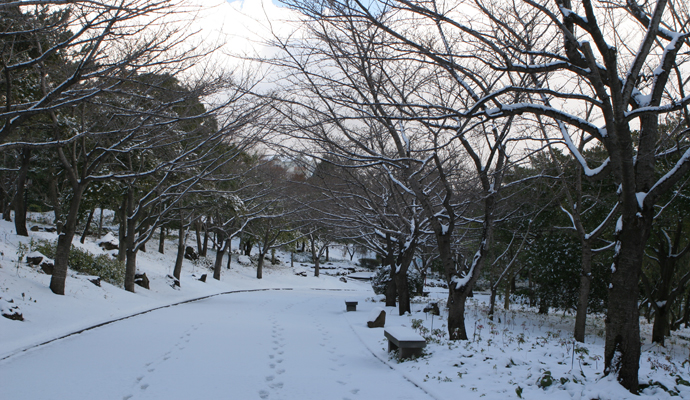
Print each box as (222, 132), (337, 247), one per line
(574, 246), (593, 342)
(384, 234), (396, 307)
(394, 242), (416, 316)
(49, 184), (85, 295)
(448, 287), (469, 340)
(158, 226), (165, 254)
(227, 238), (233, 269)
(604, 216), (650, 393)
(257, 252), (264, 279)
(80, 208), (95, 244)
(325, 246), (329, 261)
(97, 207), (104, 238)
(652, 302), (669, 346)
(213, 239), (229, 280)
(311, 236), (319, 277)
(195, 219), (202, 255)
(173, 217), (185, 280)
(124, 188), (137, 292)
(201, 220), (209, 257)
(488, 284), (497, 321)
(504, 276), (512, 311)
(13, 147), (31, 237)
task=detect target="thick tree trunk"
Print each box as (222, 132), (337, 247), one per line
(652, 302), (669, 346)
(604, 217), (650, 393)
(394, 239), (416, 316)
(574, 246), (593, 342)
(13, 147), (31, 237)
(448, 286), (469, 340)
(49, 185), (85, 295)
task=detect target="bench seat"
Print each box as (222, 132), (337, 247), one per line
(384, 326), (426, 359)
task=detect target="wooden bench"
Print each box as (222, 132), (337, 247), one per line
(345, 301), (358, 311)
(384, 326), (426, 359)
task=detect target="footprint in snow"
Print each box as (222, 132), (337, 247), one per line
(266, 375), (275, 382)
(140, 383), (149, 390)
(276, 368), (285, 375)
(259, 390), (269, 399)
(269, 382), (284, 389)
(123, 395), (133, 400)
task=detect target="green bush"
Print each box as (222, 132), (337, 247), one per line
(32, 240), (124, 287)
(358, 258), (380, 270)
(371, 265), (424, 296)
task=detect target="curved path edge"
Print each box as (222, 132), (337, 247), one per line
(1, 287), (355, 362)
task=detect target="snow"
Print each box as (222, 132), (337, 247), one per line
(0, 215), (688, 399)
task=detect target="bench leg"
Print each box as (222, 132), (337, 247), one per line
(399, 347), (422, 359)
(387, 340), (398, 353)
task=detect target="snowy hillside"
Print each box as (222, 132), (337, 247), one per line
(0, 214), (689, 399)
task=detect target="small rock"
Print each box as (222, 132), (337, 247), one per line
(88, 277), (101, 287)
(339, 277), (347, 283)
(134, 273), (150, 289)
(184, 246), (198, 261)
(40, 260), (54, 275)
(166, 274), (180, 289)
(30, 225), (40, 232)
(1, 299), (23, 321)
(367, 308), (386, 328)
(26, 252), (44, 265)
(198, 274), (207, 282)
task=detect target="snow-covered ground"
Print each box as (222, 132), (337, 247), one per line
(1, 214), (689, 399)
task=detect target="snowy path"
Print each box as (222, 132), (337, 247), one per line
(0, 289), (433, 400)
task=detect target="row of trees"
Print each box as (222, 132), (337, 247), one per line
(0, 1), (272, 293)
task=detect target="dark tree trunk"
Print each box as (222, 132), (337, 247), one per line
(158, 226), (165, 254)
(173, 216), (185, 281)
(604, 215), (651, 393)
(311, 236), (319, 277)
(257, 252), (264, 279)
(124, 188), (138, 292)
(80, 208), (95, 244)
(213, 238), (229, 280)
(13, 147), (31, 237)
(97, 207), (104, 238)
(574, 246), (593, 342)
(49, 184), (85, 295)
(394, 241), (416, 316)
